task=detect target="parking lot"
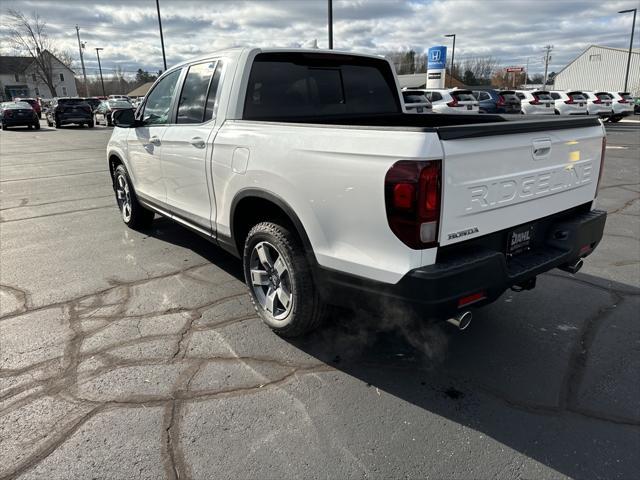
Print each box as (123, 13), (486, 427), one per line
(1, 119), (638, 479)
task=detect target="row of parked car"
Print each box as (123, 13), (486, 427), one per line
(402, 88), (638, 122)
(0, 95), (138, 130)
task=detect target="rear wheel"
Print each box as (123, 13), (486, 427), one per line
(113, 164), (154, 229)
(609, 115), (622, 123)
(34, 121), (40, 130)
(243, 222), (328, 337)
(106, 114), (113, 126)
(88, 120), (95, 128)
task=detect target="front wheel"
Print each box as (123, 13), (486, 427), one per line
(113, 165), (154, 229)
(243, 222), (328, 337)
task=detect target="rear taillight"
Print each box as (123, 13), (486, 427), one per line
(384, 160), (442, 249)
(84, 106), (91, 113)
(619, 98), (628, 104)
(593, 98), (602, 104)
(5, 110), (13, 118)
(447, 98), (459, 107)
(596, 137), (606, 196)
(564, 99), (574, 104)
(496, 95), (505, 106)
(529, 99), (540, 105)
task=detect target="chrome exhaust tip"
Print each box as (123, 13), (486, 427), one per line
(447, 311), (472, 331)
(561, 258), (584, 275)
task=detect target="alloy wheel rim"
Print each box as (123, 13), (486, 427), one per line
(115, 173), (132, 222)
(249, 241), (293, 321)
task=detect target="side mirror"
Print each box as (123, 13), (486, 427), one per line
(112, 109), (138, 128)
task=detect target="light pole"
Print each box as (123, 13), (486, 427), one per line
(445, 34), (456, 88)
(328, 0), (333, 49)
(156, 0), (167, 71)
(75, 25), (89, 96)
(619, 8), (637, 92)
(95, 48), (105, 97)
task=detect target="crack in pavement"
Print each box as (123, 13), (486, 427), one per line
(0, 169), (109, 183)
(2, 253), (639, 478)
(0, 205), (114, 223)
(0, 194), (112, 211)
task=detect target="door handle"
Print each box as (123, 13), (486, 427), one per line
(190, 137), (206, 149)
(149, 136), (161, 146)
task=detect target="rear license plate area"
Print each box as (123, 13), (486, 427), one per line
(466, 105), (472, 110)
(506, 225), (534, 258)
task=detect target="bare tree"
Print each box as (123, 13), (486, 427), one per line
(461, 56), (499, 85)
(4, 9), (70, 97)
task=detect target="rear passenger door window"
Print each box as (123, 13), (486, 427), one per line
(431, 92), (443, 102)
(177, 61), (221, 124)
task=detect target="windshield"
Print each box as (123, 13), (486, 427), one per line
(58, 99), (87, 105)
(3, 102), (32, 109)
(534, 92), (553, 101)
(451, 91), (476, 102)
(500, 91), (519, 102)
(108, 100), (132, 108)
(402, 93), (428, 104)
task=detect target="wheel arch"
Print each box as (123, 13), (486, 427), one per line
(229, 189), (316, 264)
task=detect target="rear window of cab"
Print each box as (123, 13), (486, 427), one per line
(243, 52), (401, 119)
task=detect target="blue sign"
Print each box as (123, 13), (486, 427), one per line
(427, 46), (447, 70)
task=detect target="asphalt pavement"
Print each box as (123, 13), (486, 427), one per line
(1, 118), (639, 479)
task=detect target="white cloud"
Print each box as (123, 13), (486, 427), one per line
(1, 0), (637, 78)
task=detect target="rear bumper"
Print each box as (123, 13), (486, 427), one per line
(56, 113), (92, 123)
(2, 118), (37, 126)
(317, 208), (606, 318)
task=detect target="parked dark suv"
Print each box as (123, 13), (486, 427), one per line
(472, 89), (521, 114)
(46, 98), (94, 128)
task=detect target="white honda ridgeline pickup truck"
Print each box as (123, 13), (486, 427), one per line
(107, 48), (607, 336)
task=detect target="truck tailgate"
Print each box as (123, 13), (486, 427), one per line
(437, 123), (604, 246)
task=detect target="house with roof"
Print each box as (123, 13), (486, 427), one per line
(0, 51), (77, 101)
(553, 45), (640, 96)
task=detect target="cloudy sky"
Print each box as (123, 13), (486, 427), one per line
(1, 0), (638, 79)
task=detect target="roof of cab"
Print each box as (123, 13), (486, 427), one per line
(167, 47), (386, 71)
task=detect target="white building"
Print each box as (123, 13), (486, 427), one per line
(553, 45), (640, 96)
(0, 51), (77, 101)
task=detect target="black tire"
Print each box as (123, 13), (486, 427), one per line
(113, 164), (154, 229)
(88, 120), (94, 128)
(54, 116), (61, 128)
(609, 116), (622, 123)
(554, 109), (560, 115)
(106, 114), (113, 126)
(243, 221), (328, 337)
(2, 123), (8, 130)
(34, 122), (40, 130)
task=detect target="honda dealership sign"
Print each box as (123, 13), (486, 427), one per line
(427, 46), (447, 88)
